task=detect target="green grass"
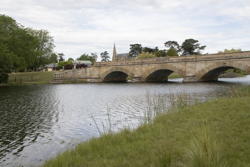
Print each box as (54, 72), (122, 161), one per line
(43, 87), (250, 167)
(8, 71), (54, 85)
(168, 73), (182, 79)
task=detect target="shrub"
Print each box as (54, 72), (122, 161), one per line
(186, 123), (228, 167)
(166, 48), (179, 57)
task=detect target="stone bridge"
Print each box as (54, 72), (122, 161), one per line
(54, 51), (250, 83)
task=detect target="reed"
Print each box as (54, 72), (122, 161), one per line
(91, 105), (113, 136)
(144, 93), (168, 124)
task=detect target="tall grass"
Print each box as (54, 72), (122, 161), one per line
(185, 123), (228, 167)
(168, 93), (192, 112)
(91, 105), (113, 136)
(144, 93), (168, 124)
(228, 86), (250, 98)
(92, 92), (193, 134)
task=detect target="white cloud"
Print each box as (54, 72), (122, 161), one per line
(0, 0), (250, 59)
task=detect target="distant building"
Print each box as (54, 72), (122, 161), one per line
(112, 44), (130, 61)
(45, 63), (57, 71)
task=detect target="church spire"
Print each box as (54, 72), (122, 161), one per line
(112, 43), (117, 61)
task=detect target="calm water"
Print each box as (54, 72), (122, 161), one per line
(1, 76), (250, 167)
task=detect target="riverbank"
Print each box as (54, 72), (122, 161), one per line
(7, 71), (54, 85)
(43, 86), (250, 167)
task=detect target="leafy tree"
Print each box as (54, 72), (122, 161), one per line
(90, 53), (98, 61)
(181, 39), (206, 55)
(100, 51), (110, 62)
(49, 53), (58, 63)
(142, 47), (159, 53)
(0, 15), (19, 80)
(164, 41), (180, 52)
(26, 29), (55, 69)
(0, 14), (55, 74)
(129, 44), (142, 57)
(166, 48), (179, 56)
(218, 48), (242, 53)
(58, 53), (65, 62)
(0, 44), (15, 83)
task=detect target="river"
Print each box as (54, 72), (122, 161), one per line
(1, 76), (250, 167)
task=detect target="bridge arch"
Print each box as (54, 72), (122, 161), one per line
(143, 66), (185, 82)
(197, 63), (249, 82)
(101, 67), (134, 82)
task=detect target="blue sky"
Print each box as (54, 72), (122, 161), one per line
(1, 0), (250, 59)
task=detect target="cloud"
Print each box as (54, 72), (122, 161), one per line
(0, 0), (250, 59)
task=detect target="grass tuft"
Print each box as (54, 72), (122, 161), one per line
(185, 122), (228, 167)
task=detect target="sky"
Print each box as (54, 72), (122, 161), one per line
(0, 0), (250, 59)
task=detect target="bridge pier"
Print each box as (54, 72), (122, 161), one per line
(183, 75), (198, 83)
(131, 76), (143, 83)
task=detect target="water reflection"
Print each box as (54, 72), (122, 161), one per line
(0, 76), (249, 167)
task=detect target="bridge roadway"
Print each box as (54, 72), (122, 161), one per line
(54, 51), (250, 83)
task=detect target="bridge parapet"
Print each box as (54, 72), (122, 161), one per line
(94, 51), (250, 67)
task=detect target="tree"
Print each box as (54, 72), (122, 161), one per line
(49, 53), (58, 63)
(129, 44), (142, 57)
(142, 47), (159, 53)
(181, 39), (206, 55)
(0, 15), (26, 75)
(0, 44), (15, 83)
(58, 53), (65, 62)
(0, 14), (56, 73)
(90, 53), (98, 62)
(100, 51), (110, 62)
(26, 29), (55, 69)
(164, 41), (180, 51)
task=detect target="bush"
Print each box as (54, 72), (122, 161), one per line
(155, 50), (167, 57)
(166, 48), (179, 56)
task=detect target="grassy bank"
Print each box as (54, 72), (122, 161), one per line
(8, 71), (54, 85)
(43, 87), (250, 167)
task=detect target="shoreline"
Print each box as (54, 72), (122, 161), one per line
(42, 86), (250, 167)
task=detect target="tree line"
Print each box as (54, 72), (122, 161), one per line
(128, 39), (206, 59)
